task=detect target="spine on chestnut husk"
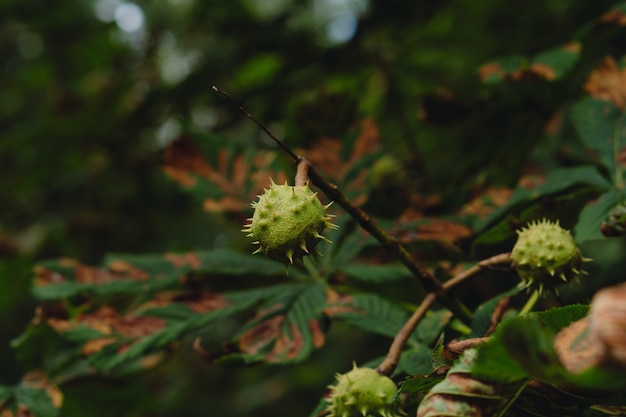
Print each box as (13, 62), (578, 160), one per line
(510, 218), (590, 293)
(325, 364), (403, 417)
(242, 179), (337, 265)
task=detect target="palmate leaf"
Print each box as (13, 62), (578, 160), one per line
(0, 371), (62, 417)
(33, 249), (285, 300)
(472, 166), (610, 250)
(325, 293), (412, 339)
(216, 282), (329, 364)
(571, 97), (626, 186)
(478, 43), (581, 83)
(300, 119), (383, 202)
(24, 284), (287, 374)
(161, 134), (289, 213)
(338, 263), (413, 283)
(417, 348), (527, 417)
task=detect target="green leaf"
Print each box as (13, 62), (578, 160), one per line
(396, 343), (435, 376)
(474, 311), (626, 391)
(571, 97), (626, 186)
(398, 374), (445, 397)
(575, 190), (623, 242)
(532, 43), (580, 80)
(0, 385), (13, 403)
(475, 166), (610, 233)
(90, 286), (278, 371)
(417, 310), (453, 345)
(223, 283), (329, 364)
(325, 293), (411, 339)
(535, 304), (588, 332)
(15, 387), (59, 417)
(33, 249), (285, 300)
(339, 263), (413, 283)
(418, 348), (527, 417)
(471, 286), (519, 337)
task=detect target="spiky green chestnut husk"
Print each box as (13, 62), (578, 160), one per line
(325, 365), (403, 417)
(242, 180), (337, 265)
(511, 219), (589, 292)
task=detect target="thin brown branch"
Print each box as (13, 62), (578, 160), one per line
(377, 293), (437, 376)
(443, 252), (512, 290)
(376, 252), (512, 376)
(214, 87), (472, 321)
(295, 159), (310, 186)
(212, 85), (299, 162)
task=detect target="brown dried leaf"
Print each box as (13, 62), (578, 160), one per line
(478, 62), (506, 82)
(164, 252), (202, 269)
(267, 322), (304, 362)
(390, 219), (472, 244)
(21, 371), (63, 409)
(238, 315), (285, 355)
(107, 260), (149, 280)
(323, 291), (360, 316)
(460, 187), (514, 218)
(600, 9), (626, 26)
(184, 293), (232, 313)
(46, 306), (167, 355)
(82, 337), (117, 355)
(162, 136), (288, 213)
(554, 281), (626, 373)
(583, 56), (626, 109)
(308, 319), (325, 349)
(301, 119), (381, 195)
(162, 135), (229, 189)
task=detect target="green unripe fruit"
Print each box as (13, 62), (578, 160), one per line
(325, 365), (402, 417)
(511, 219), (589, 292)
(242, 180), (337, 265)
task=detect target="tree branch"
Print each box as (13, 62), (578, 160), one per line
(377, 252), (512, 376)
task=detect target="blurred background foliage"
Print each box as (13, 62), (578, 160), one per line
(2, 0), (626, 415)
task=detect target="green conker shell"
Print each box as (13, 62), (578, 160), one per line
(511, 219), (589, 292)
(325, 365), (402, 417)
(243, 180), (336, 265)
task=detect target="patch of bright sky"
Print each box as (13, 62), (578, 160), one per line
(314, 0), (368, 44)
(94, 0), (145, 33)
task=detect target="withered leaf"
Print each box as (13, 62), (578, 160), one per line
(162, 135), (288, 213)
(583, 56), (626, 110)
(300, 119), (382, 201)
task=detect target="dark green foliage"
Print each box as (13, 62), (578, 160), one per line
(3, 1), (626, 417)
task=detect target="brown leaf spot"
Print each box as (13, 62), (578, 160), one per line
(391, 219), (472, 244)
(554, 318), (602, 374)
(324, 292), (362, 316)
(478, 62), (505, 82)
(308, 319), (325, 348)
(161, 136), (212, 188)
(33, 266), (67, 287)
(82, 337), (117, 355)
(600, 9), (626, 26)
(180, 291), (232, 313)
(21, 370), (63, 409)
(74, 264), (125, 284)
(517, 173), (546, 189)
(589, 281), (626, 366)
(203, 196), (246, 213)
(268, 322), (304, 362)
(107, 260), (149, 280)
(164, 252), (202, 269)
(584, 56), (626, 109)
(460, 187), (513, 218)
(239, 315), (285, 355)
(529, 62), (556, 81)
